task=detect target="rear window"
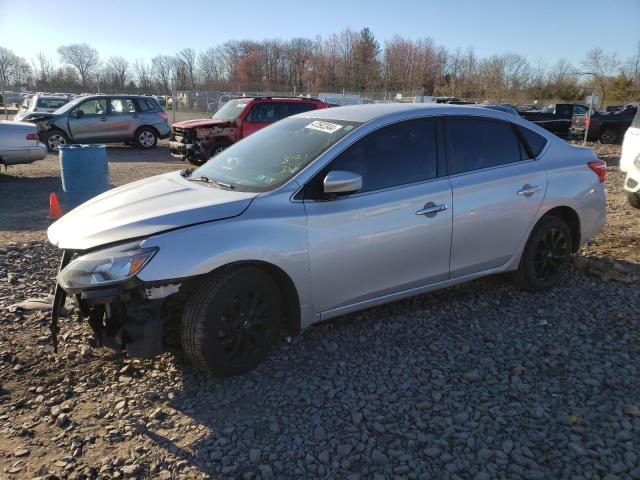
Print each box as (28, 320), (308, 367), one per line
(517, 125), (548, 158)
(37, 98), (68, 109)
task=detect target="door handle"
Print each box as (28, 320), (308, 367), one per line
(416, 202), (448, 218)
(99, 117), (107, 121)
(132, 115), (139, 118)
(517, 184), (541, 197)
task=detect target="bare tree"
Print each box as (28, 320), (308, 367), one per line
(104, 56), (129, 92)
(175, 48), (196, 89)
(32, 51), (53, 89)
(0, 47), (19, 89)
(151, 55), (174, 94)
(133, 59), (152, 92)
(582, 48), (619, 107)
(57, 43), (100, 88)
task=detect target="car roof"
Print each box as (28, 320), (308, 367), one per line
(293, 102), (518, 123)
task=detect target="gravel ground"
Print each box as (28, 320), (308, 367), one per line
(0, 143), (639, 479)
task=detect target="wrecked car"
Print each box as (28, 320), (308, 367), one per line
(24, 95), (171, 152)
(169, 96), (328, 165)
(49, 104), (606, 377)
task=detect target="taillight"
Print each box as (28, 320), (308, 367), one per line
(26, 133), (38, 140)
(588, 160), (606, 183)
(584, 117), (590, 128)
(158, 111), (168, 120)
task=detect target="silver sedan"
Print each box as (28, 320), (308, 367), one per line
(48, 104), (607, 376)
(0, 120), (47, 166)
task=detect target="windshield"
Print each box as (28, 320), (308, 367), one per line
(212, 99), (251, 120)
(192, 117), (362, 192)
(53, 96), (85, 114)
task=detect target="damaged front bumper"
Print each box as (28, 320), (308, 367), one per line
(51, 249), (182, 358)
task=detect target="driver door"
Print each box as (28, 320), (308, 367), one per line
(68, 98), (108, 142)
(303, 118), (452, 313)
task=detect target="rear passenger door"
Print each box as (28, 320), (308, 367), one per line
(107, 98), (139, 140)
(445, 117), (548, 278)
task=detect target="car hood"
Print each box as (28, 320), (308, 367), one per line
(48, 170), (259, 250)
(22, 112), (55, 123)
(172, 118), (233, 129)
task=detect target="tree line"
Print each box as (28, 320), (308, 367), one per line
(1, 28), (638, 105)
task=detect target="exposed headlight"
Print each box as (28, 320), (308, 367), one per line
(58, 243), (158, 290)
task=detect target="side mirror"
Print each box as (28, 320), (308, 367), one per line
(21, 105), (27, 110)
(75, 109), (84, 118)
(323, 170), (363, 195)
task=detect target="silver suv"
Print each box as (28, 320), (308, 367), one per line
(48, 104), (606, 376)
(26, 95), (171, 152)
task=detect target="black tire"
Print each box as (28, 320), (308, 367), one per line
(512, 216), (573, 291)
(187, 142), (227, 167)
(181, 267), (282, 377)
(599, 128), (618, 144)
(628, 192), (640, 209)
(44, 129), (69, 152)
(134, 127), (158, 149)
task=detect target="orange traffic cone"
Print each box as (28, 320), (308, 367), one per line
(48, 192), (63, 220)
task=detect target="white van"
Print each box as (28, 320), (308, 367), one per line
(620, 109), (640, 208)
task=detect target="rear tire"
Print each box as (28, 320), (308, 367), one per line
(181, 267), (282, 377)
(628, 192), (640, 209)
(134, 127), (158, 149)
(512, 216), (573, 291)
(599, 128), (618, 144)
(44, 129), (69, 152)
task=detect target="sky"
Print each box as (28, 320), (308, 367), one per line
(0, 0), (639, 67)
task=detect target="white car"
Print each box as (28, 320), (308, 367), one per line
(620, 108), (640, 208)
(0, 121), (47, 166)
(14, 94), (69, 122)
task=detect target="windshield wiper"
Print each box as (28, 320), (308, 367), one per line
(186, 174), (235, 189)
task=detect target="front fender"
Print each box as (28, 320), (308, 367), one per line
(137, 196), (317, 328)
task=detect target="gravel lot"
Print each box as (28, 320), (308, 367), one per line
(0, 142), (639, 479)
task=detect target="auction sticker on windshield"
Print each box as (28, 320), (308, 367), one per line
(305, 120), (343, 134)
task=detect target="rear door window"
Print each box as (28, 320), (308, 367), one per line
(280, 102), (318, 117)
(445, 118), (523, 175)
(109, 98), (137, 114)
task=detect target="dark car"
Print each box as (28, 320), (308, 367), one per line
(480, 104), (520, 116)
(577, 105), (639, 144)
(520, 103), (589, 138)
(25, 95), (171, 152)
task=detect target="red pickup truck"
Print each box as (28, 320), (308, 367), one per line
(169, 96), (329, 165)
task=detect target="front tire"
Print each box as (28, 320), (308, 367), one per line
(628, 192), (640, 209)
(44, 129), (69, 152)
(513, 216), (573, 291)
(181, 267), (282, 377)
(599, 128), (618, 144)
(135, 127), (158, 149)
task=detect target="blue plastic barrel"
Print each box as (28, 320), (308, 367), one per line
(59, 144), (110, 209)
